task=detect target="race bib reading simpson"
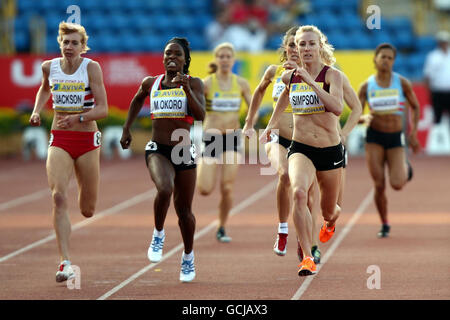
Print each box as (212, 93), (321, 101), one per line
(151, 87), (188, 118)
(289, 83), (325, 115)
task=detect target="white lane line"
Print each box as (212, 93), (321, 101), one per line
(0, 188), (156, 263)
(0, 162), (129, 212)
(0, 189), (50, 212)
(97, 179), (278, 300)
(291, 188), (374, 300)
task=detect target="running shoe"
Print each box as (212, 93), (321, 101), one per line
(148, 233), (165, 262)
(319, 222), (335, 243)
(377, 224), (390, 238)
(311, 245), (321, 264)
(216, 227), (232, 243)
(407, 161), (413, 181)
(179, 255), (196, 282)
(55, 260), (75, 283)
(273, 233), (288, 256)
(296, 238), (303, 262)
(298, 256), (317, 277)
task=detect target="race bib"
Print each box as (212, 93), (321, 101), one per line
(290, 83), (325, 115)
(368, 89), (400, 114)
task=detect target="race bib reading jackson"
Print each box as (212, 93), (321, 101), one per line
(290, 83), (325, 115)
(151, 88), (188, 118)
(52, 82), (85, 113)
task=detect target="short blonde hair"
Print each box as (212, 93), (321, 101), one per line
(57, 21), (90, 54)
(295, 25), (336, 66)
(208, 42), (235, 74)
(213, 42), (235, 57)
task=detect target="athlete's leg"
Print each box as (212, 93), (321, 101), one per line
(196, 156), (218, 196)
(288, 153), (316, 258)
(173, 168), (197, 254)
(365, 143), (388, 224)
(316, 167), (342, 228)
(265, 142), (290, 224)
(218, 151), (240, 228)
(147, 153), (176, 231)
(74, 148), (100, 218)
(386, 146), (408, 190)
(46, 146), (75, 262)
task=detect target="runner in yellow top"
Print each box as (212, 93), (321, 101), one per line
(197, 42), (252, 242)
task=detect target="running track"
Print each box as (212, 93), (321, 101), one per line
(0, 155), (449, 301)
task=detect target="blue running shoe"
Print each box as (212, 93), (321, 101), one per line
(148, 233), (165, 263)
(180, 255), (196, 282)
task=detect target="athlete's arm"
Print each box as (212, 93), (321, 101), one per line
(401, 76), (421, 154)
(244, 65), (277, 136)
(341, 73), (363, 143)
(30, 61), (51, 126)
(357, 81), (372, 125)
(185, 76), (206, 121)
(120, 76), (154, 149)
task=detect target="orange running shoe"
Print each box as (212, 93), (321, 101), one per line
(297, 257), (317, 277)
(319, 222), (335, 243)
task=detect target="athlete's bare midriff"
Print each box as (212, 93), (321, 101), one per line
(370, 113), (403, 133)
(51, 110), (98, 131)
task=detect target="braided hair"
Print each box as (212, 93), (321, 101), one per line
(165, 37), (191, 74)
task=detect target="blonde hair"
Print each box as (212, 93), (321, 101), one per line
(278, 26), (299, 63)
(208, 42), (235, 74)
(295, 25), (336, 66)
(57, 21), (90, 54)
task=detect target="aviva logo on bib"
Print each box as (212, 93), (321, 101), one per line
(52, 83), (85, 92)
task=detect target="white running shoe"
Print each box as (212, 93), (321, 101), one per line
(55, 260), (75, 283)
(148, 233), (165, 263)
(179, 255), (196, 283)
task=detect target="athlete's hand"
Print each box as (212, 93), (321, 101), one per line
(359, 113), (373, 126)
(56, 114), (77, 129)
(242, 122), (256, 139)
(29, 112), (41, 126)
(120, 128), (132, 149)
(259, 128), (272, 144)
(408, 133), (421, 154)
(172, 72), (190, 91)
(294, 67), (314, 85)
(283, 60), (299, 70)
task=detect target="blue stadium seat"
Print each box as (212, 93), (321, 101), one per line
(123, 0), (147, 13)
(392, 29), (414, 50)
(309, 0), (341, 13)
(317, 11), (340, 33)
(414, 35), (437, 53)
(86, 12), (109, 33)
(17, 0), (39, 15)
(139, 33), (164, 52)
(102, 0), (122, 13)
(117, 32), (143, 52)
(129, 14), (149, 33)
(188, 33), (207, 51)
(109, 12), (131, 32)
(327, 31), (351, 49)
(370, 31), (393, 47)
(266, 33), (283, 50)
(95, 31), (121, 53)
(348, 30), (372, 49)
(151, 14), (175, 33)
(339, 13), (363, 32)
(14, 30), (29, 52)
(387, 16), (413, 35)
(46, 37), (61, 53)
(172, 14), (195, 33)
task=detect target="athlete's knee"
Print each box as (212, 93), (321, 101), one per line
(220, 181), (233, 197)
(197, 184), (213, 196)
(292, 187), (308, 207)
(157, 184), (173, 200)
(52, 190), (67, 209)
(390, 182), (404, 191)
(80, 207), (95, 218)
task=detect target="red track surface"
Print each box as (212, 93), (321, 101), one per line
(0, 155), (449, 300)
